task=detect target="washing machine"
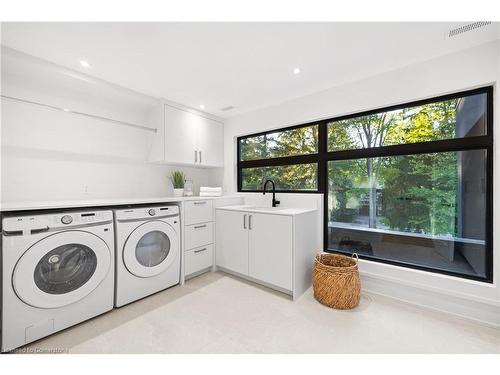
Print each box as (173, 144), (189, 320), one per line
(114, 205), (180, 307)
(1, 209), (114, 352)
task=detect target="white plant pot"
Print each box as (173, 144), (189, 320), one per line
(173, 188), (184, 197)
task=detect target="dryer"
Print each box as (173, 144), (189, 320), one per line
(113, 205), (180, 307)
(1, 209), (114, 352)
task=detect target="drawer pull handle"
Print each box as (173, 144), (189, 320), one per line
(193, 201), (207, 205)
(194, 224), (207, 229)
(194, 248), (207, 254)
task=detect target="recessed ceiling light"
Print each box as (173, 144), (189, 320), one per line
(80, 60), (91, 68)
(199, 104), (205, 110)
(293, 67), (301, 75)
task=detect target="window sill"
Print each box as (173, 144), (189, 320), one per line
(357, 258), (499, 307)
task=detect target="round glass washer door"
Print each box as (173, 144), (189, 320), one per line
(123, 220), (179, 278)
(13, 231), (111, 309)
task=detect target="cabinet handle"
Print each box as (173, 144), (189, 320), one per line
(199, 151), (202, 164)
(248, 215), (252, 230)
(193, 201), (207, 205)
(194, 224), (207, 229)
(194, 150), (198, 163)
(243, 214), (247, 229)
(194, 248), (207, 254)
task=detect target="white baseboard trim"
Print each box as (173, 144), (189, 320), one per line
(361, 272), (500, 328)
(216, 266), (293, 298)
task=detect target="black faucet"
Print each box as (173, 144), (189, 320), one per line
(262, 179), (280, 207)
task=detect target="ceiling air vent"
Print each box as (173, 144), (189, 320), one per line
(448, 22), (492, 38)
(220, 106), (235, 112)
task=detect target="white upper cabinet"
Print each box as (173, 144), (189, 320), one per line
(149, 104), (224, 167)
(164, 104), (199, 165)
(197, 115), (224, 167)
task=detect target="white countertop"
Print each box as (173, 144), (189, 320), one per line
(215, 204), (317, 216)
(0, 195), (244, 212)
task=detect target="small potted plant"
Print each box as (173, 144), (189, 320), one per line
(170, 170), (186, 197)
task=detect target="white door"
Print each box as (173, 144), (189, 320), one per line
(215, 210), (249, 275)
(248, 213), (293, 290)
(197, 116), (223, 167)
(13, 231), (112, 309)
(123, 220), (179, 278)
(164, 105), (199, 165)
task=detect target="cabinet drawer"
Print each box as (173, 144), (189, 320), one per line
(184, 222), (214, 250)
(184, 200), (213, 225)
(185, 245), (213, 276)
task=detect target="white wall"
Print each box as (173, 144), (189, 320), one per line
(223, 40), (500, 325)
(0, 48), (221, 204)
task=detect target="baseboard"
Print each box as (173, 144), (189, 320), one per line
(216, 266), (293, 297)
(184, 267), (212, 280)
(360, 272), (500, 328)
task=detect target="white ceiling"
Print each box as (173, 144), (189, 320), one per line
(1, 22), (499, 117)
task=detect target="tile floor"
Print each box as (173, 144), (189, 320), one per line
(17, 272), (500, 354)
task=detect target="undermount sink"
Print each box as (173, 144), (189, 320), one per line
(215, 204), (317, 217)
(248, 206), (287, 211)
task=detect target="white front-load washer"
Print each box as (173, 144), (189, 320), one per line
(113, 205), (180, 307)
(1, 209), (114, 352)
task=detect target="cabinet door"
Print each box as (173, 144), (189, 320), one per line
(197, 116), (223, 167)
(248, 213), (293, 290)
(184, 200), (214, 225)
(215, 210), (249, 275)
(164, 105), (200, 165)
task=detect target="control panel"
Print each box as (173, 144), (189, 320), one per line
(114, 205), (179, 220)
(2, 210), (113, 234)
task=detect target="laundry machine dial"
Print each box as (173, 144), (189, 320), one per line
(61, 215), (73, 224)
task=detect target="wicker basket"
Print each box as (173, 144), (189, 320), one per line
(313, 253), (361, 309)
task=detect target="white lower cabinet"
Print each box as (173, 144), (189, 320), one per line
(185, 245), (213, 276)
(215, 210), (249, 275)
(183, 199), (215, 279)
(184, 200), (213, 225)
(248, 213), (292, 290)
(184, 222), (213, 250)
(216, 209), (305, 295)
(182, 197), (246, 281)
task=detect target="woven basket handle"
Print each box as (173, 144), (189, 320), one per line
(351, 253), (359, 264)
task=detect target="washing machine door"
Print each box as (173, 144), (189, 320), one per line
(123, 220), (179, 278)
(13, 230), (111, 309)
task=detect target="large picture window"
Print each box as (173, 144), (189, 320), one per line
(237, 87), (493, 282)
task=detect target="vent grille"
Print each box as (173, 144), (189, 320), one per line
(448, 22), (492, 38)
(220, 106), (235, 112)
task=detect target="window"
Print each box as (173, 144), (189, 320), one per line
(328, 150), (488, 279)
(238, 123), (320, 192)
(327, 93), (486, 152)
(240, 124), (318, 161)
(241, 163), (318, 191)
(237, 87), (493, 282)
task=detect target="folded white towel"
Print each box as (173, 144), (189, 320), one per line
(199, 191), (222, 197)
(200, 186), (222, 192)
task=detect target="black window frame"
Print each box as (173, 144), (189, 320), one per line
(237, 120), (324, 193)
(237, 86), (493, 283)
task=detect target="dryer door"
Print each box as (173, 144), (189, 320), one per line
(13, 230), (111, 309)
(123, 220), (179, 278)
